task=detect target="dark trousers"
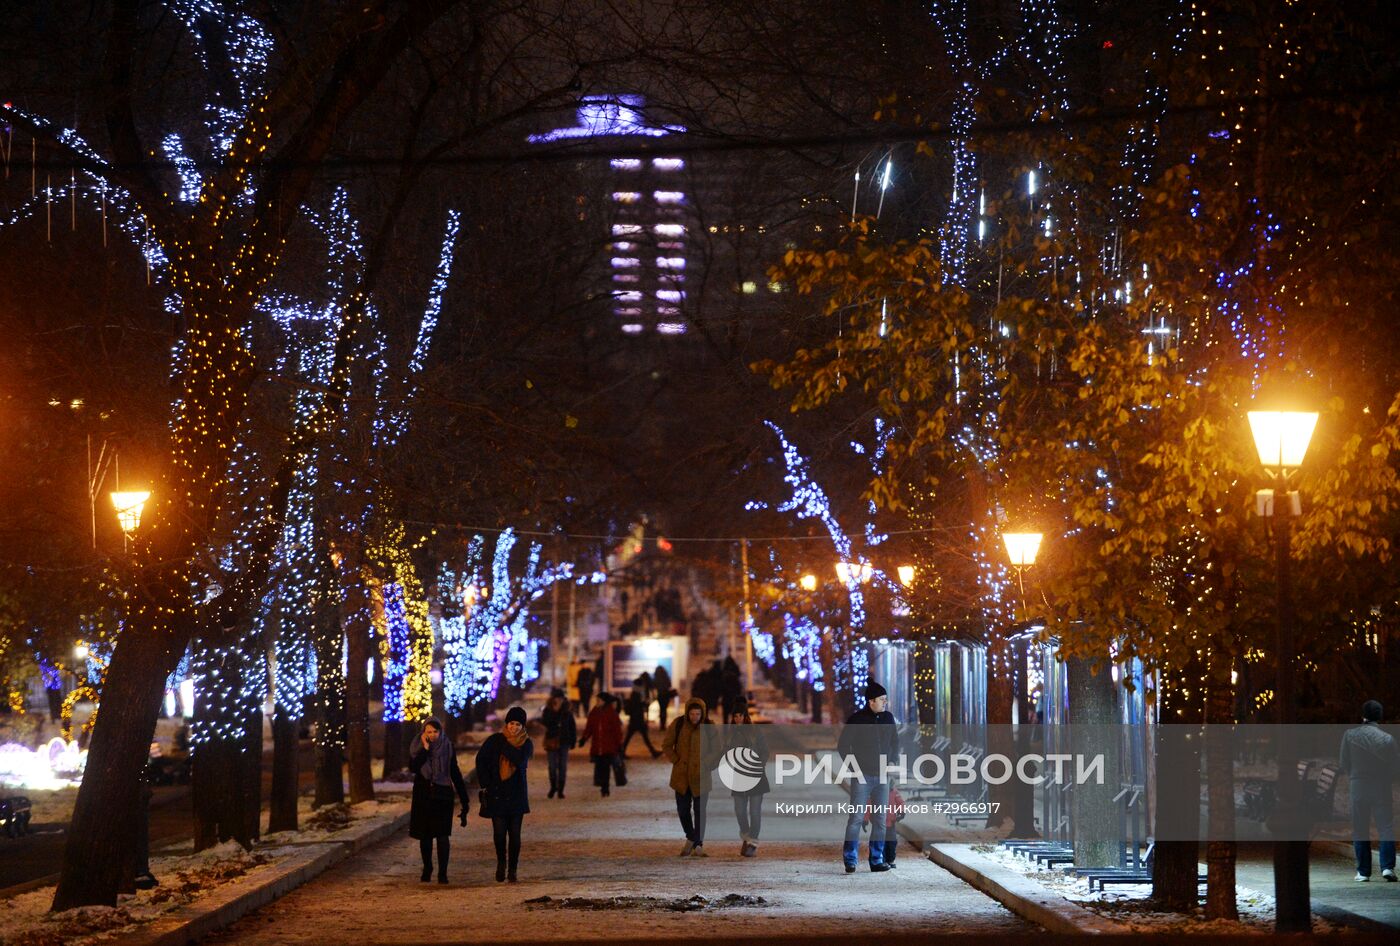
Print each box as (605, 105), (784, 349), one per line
(658, 697), (669, 731)
(882, 833), (898, 864)
(1351, 777), (1396, 876)
(676, 790), (709, 845)
(623, 722), (658, 756)
(547, 747), (569, 792)
(419, 836), (449, 877)
(734, 793), (763, 841)
(492, 814), (523, 872)
(593, 755), (617, 793)
(576, 691), (592, 716)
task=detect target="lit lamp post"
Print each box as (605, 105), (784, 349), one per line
(897, 564), (916, 588)
(1247, 407), (1318, 934)
(1003, 531), (1044, 839)
(799, 573), (818, 592)
(110, 490), (150, 549)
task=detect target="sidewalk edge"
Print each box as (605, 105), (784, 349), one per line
(896, 822), (1126, 935)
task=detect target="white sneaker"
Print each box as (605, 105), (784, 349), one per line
(1355, 872), (1370, 882)
(1383, 868), (1397, 882)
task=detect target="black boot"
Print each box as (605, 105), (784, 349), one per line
(496, 860), (507, 883)
(421, 865), (432, 883)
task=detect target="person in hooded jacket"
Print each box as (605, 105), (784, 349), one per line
(540, 691), (577, 798)
(835, 681), (900, 873)
(662, 697), (720, 857)
(726, 698), (771, 857)
(580, 692), (625, 796)
(407, 717), (471, 883)
(475, 706), (534, 883)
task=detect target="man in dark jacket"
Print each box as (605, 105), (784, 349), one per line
(622, 678), (663, 759)
(654, 664), (674, 730)
(836, 681), (900, 873)
(1340, 700), (1399, 881)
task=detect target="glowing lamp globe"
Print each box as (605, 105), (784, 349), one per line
(835, 562), (872, 584)
(897, 565), (916, 587)
(110, 491), (151, 534)
(1247, 410), (1318, 472)
(1002, 532), (1043, 569)
(799, 574), (818, 592)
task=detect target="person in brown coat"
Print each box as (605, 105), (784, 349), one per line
(662, 697), (720, 856)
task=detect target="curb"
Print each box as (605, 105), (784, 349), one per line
(108, 806), (409, 946)
(896, 822), (1126, 935)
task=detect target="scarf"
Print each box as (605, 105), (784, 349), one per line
(499, 727), (528, 782)
(425, 731), (454, 787)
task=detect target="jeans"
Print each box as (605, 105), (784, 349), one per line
(419, 836), (449, 877)
(547, 748), (569, 792)
(492, 814), (523, 873)
(734, 793), (764, 841)
(843, 778), (890, 867)
(676, 790), (709, 845)
(1351, 777), (1396, 876)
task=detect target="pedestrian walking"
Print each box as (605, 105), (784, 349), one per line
(726, 698), (771, 857)
(407, 718), (471, 884)
(475, 706), (534, 883)
(580, 691), (625, 796)
(1340, 699), (1400, 882)
(623, 678), (663, 759)
(654, 664), (673, 730)
(541, 691), (577, 798)
(836, 681), (900, 873)
(663, 697), (720, 857)
(575, 663), (595, 718)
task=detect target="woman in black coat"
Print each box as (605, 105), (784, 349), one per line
(541, 692), (577, 798)
(476, 706), (534, 883)
(407, 718), (471, 883)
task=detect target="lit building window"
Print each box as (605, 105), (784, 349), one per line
(612, 224), (643, 236)
(741, 281), (758, 294)
(612, 241), (635, 251)
(767, 281), (785, 293)
(656, 322), (687, 334)
(612, 192), (641, 203)
(615, 307), (643, 316)
(620, 322), (645, 334)
(656, 257), (686, 269)
(610, 158), (642, 170)
(656, 289), (685, 302)
(652, 158), (685, 171)
(610, 257), (641, 268)
(653, 191), (685, 204)
(613, 274), (640, 283)
(653, 223), (686, 236)
(615, 291), (643, 302)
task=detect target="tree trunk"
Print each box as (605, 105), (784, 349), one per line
(191, 640), (261, 852)
(340, 560), (376, 803)
(313, 554), (346, 808)
(985, 638), (1016, 830)
(1205, 665), (1238, 920)
(52, 609), (182, 910)
(1153, 666), (1202, 911)
(269, 708), (300, 833)
(1068, 655), (1120, 868)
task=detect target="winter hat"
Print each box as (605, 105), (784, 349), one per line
(505, 706), (528, 726)
(864, 681), (887, 702)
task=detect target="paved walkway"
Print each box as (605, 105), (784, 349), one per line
(1234, 842), (1400, 930)
(204, 746), (1035, 943)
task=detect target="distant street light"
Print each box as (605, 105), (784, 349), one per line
(897, 564), (916, 587)
(799, 573), (818, 592)
(1001, 532), (1042, 569)
(834, 562), (872, 584)
(74, 643), (89, 661)
(110, 491), (150, 534)
(1248, 404), (1318, 935)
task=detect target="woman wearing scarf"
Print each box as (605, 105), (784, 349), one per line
(475, 706), (534, 883)
(407, 718), (470, 883)
(662, 697), (720, 857)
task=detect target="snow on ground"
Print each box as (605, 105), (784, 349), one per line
(0, 797), (408, 946)
(971, 842), (1346, 935)
(202, 748), (1035, 944)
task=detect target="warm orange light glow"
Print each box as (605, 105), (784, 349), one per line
(835, 562), (873, 584)
(1248, 410), (1318, 472)
(799, 574), (818, 592)
(897, 564), (916, 587)
(1002, 532), (1043, 568)
(110, 491), (151, 534)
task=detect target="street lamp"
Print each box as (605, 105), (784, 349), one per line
(74, 643), (89, 662)
(1248, 406), (1317, 935)
(799, 573), (818, 592)
(897, 564), (916, 588)
(834, 561), (872, 584)
(1002, 532), (1043, 616)
(1002, 530), (1044, 840)
(110, 491), (150, 535)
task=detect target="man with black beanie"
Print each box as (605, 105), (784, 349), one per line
(836, 681), (900, 873)
(1340, 700), (1399, 881)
